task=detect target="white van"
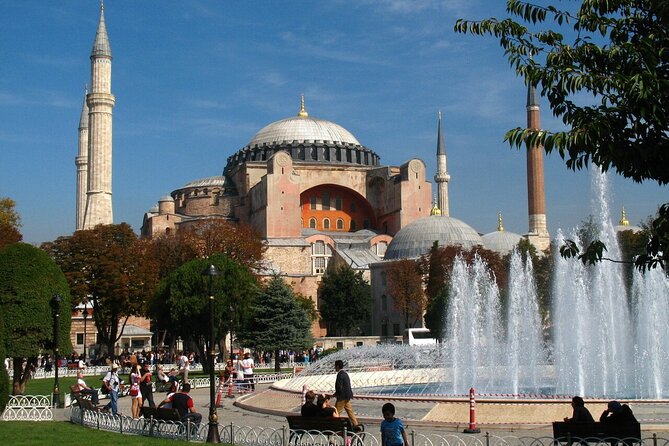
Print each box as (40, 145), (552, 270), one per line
(403, 328), (438, 346)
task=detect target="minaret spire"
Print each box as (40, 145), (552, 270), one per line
(434, 111), (450, 216)
(83, 2), (115, 229)
(75, 85), (89, 230)
(525, 83), (549, 251)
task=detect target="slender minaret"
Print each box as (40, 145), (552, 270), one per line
(83, 1), (115, 229)
(75, 86), (89, 230)
(434, 111), (450, 216)
(526, 84), (550, 251)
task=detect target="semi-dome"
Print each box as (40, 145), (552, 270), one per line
(384, 215), (483, 260)
(482, 230), (523, 254)
(178, 176), (227, 189)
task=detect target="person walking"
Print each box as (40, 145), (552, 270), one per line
(140, 362), (156, 408)
(333, 359), (360, 430)
(380, 402), (408, 446)
(102, 362), (121, 415)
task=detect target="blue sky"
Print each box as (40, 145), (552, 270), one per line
(1, 0), (666, 245)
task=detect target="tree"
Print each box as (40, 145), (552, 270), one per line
(386, 259), (425, 330)
(0, 243), (71, 394)
(0, 197), (22, 250)
(237, 276), (313, 371)
(150, 254), (258, 372)
(180, 220), (266, 270)
(0, 317), (9, 412)
(455, 0), (668, 270)
(41, 224), (158, 356)
(318, 265), (372, 336)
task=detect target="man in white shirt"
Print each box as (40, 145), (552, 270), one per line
(239, 352), (255, 391)
(75, 372), (99, 405)
(178, 351), (190, 383)
(102, 362), (121, 415)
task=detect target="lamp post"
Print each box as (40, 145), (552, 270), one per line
(51, 294), (62, 408)
(82, 301), (89, 360)
(202, 264), (221, 443)
(229, 305), (234, 360)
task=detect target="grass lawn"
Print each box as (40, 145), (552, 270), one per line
(0, 421), (196, 445)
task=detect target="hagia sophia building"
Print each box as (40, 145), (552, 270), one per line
(73, 4), (553, 346)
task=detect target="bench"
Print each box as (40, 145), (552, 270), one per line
(73, 395), (99, 412)
(553, 421), (641, 445)
(140, 406), (181, 422)
(286, 415), (365, 446)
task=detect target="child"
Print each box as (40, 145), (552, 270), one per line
(380, 403), (408, 446)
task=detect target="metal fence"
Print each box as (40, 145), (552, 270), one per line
(68, 407), (669, 446)
(2, 395), (53, 421)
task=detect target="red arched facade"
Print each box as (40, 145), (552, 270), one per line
(300, 184), (376, 232)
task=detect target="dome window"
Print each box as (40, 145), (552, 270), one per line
(323, 218), (330, 230)
(309, 218), (317, 229)
(336, 219), (344, 230)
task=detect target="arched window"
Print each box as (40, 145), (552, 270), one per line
(323, 218), (330, 230)
(350, 220), (357, 231)
(336, 219), (344, 230)
(310, 196), (317, 210)
(311, 240), (332, 275)
(335, 197), (343, 210)
(322, 192), (330, 210)
(376, 241), (388, 258)
(309, 218), (317, 229)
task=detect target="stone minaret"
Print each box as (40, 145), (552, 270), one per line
(526, 84), (550, 251)
(75, 87), (89, 230)
(434, 111), (450, 216)
(83, 2), (115, 229)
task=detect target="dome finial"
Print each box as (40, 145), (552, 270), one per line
(497, 211), (504, 231)
(619, 206), (630, 226)
(298, 93), (308, 117)
(430, 194), (441, 216)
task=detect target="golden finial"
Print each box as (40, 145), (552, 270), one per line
(430, 195), (441, 216)
(619, 206), (630, 226)
(497, 211), (504, 231)
(298, 93), (308, 117)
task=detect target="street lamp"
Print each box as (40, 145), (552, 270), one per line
(82, 301), (89, 360)
(202, 264), (221, 443)
(51, 294), (62, 408)
(229, 305), (234, 361)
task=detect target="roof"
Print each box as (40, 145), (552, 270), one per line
(384, 215), (483, 260)
(91, 4), (111, 58)
(249, 115), (361, 147)
(118, 324), (153, 337)
(335, 248), (382, 269)
(179, 176), (227, 189)
(482, 230), (524, 254)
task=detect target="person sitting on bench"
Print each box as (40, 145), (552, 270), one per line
(158, 382), (202, 426)
(563, 396), (595, 423)
(301, 390), (319, 417)
(75, 371), (99, 405)
(600, 401), (637, 424)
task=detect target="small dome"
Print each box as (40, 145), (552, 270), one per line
(248, 116), (361, 147)
(159, 194), (174, 202)
(180, 176), (227, 189)
(384, 215), (482, 260)
(148, 205), (159, 213)
(482, 230), (523, 254)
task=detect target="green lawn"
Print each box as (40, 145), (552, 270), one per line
(0, 421), (195, 445)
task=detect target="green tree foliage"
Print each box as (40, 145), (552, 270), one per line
(237, 276), (313, 371)
(151, 254), (257, 372)
(455, 0), (668, 270)
(423, 287), (448, 341)
(318, 265), (372, 336)
(385, 259), (425, 330)
(0, 318), (9, 412)
(0, 243), (71, 394)
(41, 224), (158, 356)
(0, 197), (22, 250)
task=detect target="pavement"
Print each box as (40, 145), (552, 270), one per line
(55, 383), (669, 438)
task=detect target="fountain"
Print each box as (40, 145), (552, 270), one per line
(273, 169), (668, 405)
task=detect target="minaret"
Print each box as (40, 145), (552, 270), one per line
(75, 86), (89, 230)
(526, 84), (550, 251)
(83, 1), (115, 229)
(434, 111), (450, 216)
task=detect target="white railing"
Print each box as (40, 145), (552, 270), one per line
(68, 407), (665, 446)
(1, 394), (53, 421)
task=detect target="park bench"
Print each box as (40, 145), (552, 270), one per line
(73, 395), (100, 412)
(553, 421), (641, 445)
(286, 415), (365, 446)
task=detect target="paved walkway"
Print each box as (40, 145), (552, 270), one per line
(55, 383), (669, 437)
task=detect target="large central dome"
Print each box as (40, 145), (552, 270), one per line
(224, 97), (380, 173)
(249, 116), (361, 146)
